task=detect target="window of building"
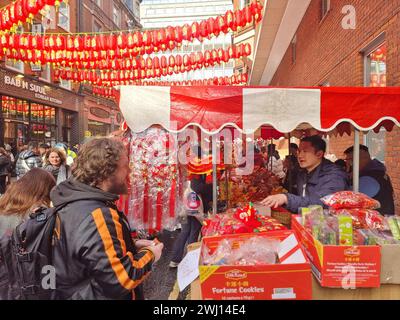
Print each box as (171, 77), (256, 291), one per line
(2, 96), (29, 122)
(124, 0), (133, 11)
(365, 43), (387, 87)
(321, 0), (331, 20)
(93, 20), (102, 33)
(291, 35), (297, 64)
(40, 64), (51, 82)
(58, 2), (70, 31)
(30, 103), (57, 145)
(363, 37), (387, 162)
(60, 79), (72, 91)
(62, 111), (74, 144)
(113, 5), (121, 27)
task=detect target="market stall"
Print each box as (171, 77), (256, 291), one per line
(119, 85), (400, 299)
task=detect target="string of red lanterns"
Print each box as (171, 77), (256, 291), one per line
(54, 45), (251, 85)
(1, 0), (263, 64)
(91, 73), (249, 99)
(53, 43), (251, 82)
(0, 0), (64, 32)
(91, 73), (249, 93)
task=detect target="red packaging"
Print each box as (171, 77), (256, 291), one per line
(199, 230), (312, 300)
(321, 191), (380, 210)
(292, 215), (381, 288)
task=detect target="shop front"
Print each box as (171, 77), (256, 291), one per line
(0, 68), (84, 150)
(84, 96), (122, 138)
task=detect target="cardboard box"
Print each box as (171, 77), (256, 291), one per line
(292, 216), (381, 288)
(380, 244), (400, 284)
(199, 230), (312, 300)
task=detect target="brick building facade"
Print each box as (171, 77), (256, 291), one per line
(0, 0), (85, 148)
(252, 0), (400, 214)
(78, 0), (141, 137)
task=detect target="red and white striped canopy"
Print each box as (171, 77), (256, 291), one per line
(119, 86), (400, 134)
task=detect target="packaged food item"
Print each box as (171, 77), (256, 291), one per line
(387, 217), (400, 241)
(338, 214), (353, 246)
(330, 208), (384, 230)
(202, 236), (280, 266)
(321, 191), (380, 210)
(299, 207), (311, 225)
(202, 204), (286, 237)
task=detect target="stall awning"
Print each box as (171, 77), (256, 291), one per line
(119, 86), (400, 134)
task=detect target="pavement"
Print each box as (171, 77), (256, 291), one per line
(143, 229), (190, 300)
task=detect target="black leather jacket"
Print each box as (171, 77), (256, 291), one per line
(50, 179), (154, 300)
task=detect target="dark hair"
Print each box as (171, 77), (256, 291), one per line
(0, 168), (56, 217)
(335, 159), (346, 169)
(72, 137), (127, 187)
(40, 143), (50, 149)
(28, 141), (39, 150)
(344, 145), (370, 154)
(267, 144), (276, 153)
(301, 135), (326, 153)
(45, 148), (67, 167)
(290, 143), (299, 150)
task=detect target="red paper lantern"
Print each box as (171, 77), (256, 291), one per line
(168, 55), (175, 68)
(217, 15), (228, 34)
(157, 29), (166, 46)
(107, 34), (117, 50)
(174, 26), (183, 42)
(74, 36), (83, 51)
(16, 0), (25, 21)
(234, 10), (244, 29)
(200, 20), (209, 38)
(56, 35), (65, 51)
(244, 6), (253, 24)
(182, 24), (191, 41)
(191, 21), (200, 40)
(222, 50), (229, 63)
(9, 3), (16, 26)
(142, 31), (152, 47)
(161, 56), (167, 69)
(117, 33), (126, 49)
(226, 10), (235, 30)
(244, 43), (252, 56)
(166, 26), (175, 42)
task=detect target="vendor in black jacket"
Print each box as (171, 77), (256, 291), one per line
(344, 145), (395, 215)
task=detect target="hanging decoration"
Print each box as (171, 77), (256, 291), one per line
(0, 0), (262, 64)
(53, 43), (251, 84)
(0, 0), (65, 33)
(91, 73), (249, 99)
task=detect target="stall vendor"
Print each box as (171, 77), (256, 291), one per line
(344, 145), (395, 215)
(261, 135), (349, 212)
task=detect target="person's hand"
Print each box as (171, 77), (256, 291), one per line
(146, 242), (164, 263)
(260, 194), (288, 209)
(135, 239), (155, 250)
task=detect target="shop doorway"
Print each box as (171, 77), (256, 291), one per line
(3, 120), (29, 151)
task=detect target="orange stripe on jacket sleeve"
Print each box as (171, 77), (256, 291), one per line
(92, 208), (153, 291)
(109, 208), (155, 267)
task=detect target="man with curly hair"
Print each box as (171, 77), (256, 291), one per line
(50, 137), (164, 300)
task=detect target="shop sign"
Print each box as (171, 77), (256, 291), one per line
(4, 75), (62, 105)
(90, 107), (110, 119)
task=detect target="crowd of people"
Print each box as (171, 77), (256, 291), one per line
(0, 135), (396, 300)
